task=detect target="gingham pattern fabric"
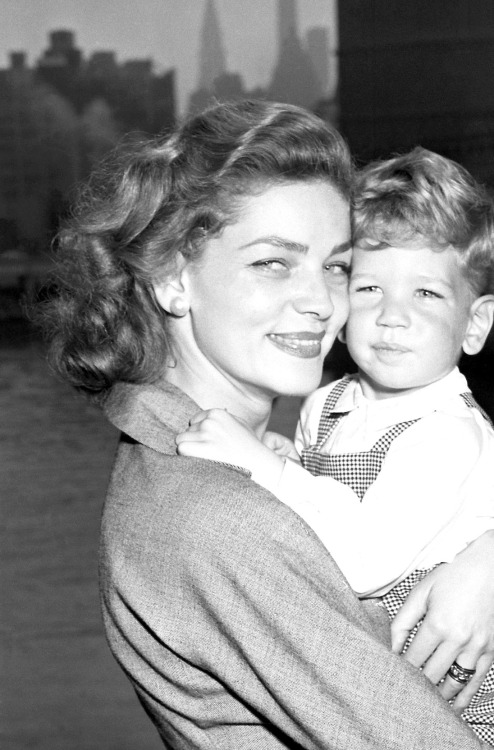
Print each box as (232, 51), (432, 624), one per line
(302, 377), (494, 744)
(460, 391), (494, 428)
(381, 569), (494, 745)
(300, 376), (419, 501)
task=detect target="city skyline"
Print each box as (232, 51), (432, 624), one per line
(2, 0), (338, 114)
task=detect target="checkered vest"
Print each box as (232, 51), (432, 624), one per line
(300, 375), (491, 502)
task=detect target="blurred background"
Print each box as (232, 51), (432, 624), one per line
(2, 1), (494, 748)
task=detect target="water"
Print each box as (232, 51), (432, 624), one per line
(1, 323), (164, 750)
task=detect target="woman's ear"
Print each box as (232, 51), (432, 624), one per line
(462, 295), (494, 355)
(153, 256), (191, 317)
(337, 326), (347, 344)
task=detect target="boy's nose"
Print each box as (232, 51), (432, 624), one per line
(377, 299), (410, 327)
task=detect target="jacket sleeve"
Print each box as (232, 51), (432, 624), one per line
(105, 456), (487, 750)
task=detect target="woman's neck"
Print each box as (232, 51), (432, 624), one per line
(164, 359), (272, 439)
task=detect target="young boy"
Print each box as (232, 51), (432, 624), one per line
(176, 148), (494, 743)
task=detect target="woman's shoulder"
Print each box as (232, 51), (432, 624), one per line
(104, 443), (316, 549)
(100, 443), (344, 618)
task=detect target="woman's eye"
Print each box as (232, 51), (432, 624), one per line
(325, 262), (350, 278)
(251, 259), (288, 272)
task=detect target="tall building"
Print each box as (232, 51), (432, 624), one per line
(269, 0), (322, 108)
(338, 0), (494, 185)
(278, 0), (298, 44)
(197, 0), (227, 91)
(306, 27), (329, 95)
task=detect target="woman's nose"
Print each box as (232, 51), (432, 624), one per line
(293, 275), (335, 319)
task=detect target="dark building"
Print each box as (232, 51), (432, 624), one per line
(338, 0), (494, 185)
(36, 31), (175, 137)
(0, 31), (176, 248)
(36, 29), (85, 110)
(0, 56), (80, 243)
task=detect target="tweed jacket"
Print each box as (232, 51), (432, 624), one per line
(99, 378), (486, 750)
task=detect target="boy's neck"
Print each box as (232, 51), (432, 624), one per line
(358, 367), (458, 401)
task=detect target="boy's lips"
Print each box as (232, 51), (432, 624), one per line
(372, 342), (411, 360)
(267, 330), (326, 358)
(373, 343), (410, 352)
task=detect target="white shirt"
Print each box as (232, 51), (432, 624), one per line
(276, 368), (494, 597)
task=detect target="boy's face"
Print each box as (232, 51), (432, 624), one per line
(346, 240), (477, 399)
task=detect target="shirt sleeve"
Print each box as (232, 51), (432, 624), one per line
(277, 412), (494, 596)
(294, 384), (332, 454)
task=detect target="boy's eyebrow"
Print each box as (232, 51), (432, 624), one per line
(241, 236), (352, 255)
(350, 270), (456, 291)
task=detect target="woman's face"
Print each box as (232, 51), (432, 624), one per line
(163, 180), (351, 413)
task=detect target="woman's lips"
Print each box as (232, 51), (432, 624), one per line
(267, 331), (325, 358)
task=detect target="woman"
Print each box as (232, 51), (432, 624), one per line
(40, 100), (494, 749)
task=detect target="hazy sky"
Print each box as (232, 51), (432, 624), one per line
(2, 0), (338, 114)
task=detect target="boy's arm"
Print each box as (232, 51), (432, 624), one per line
(177, 408), (494, 712)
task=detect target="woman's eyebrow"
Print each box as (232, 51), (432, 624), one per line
(240, 236), (308, 253)
(240, 236), (352, 254)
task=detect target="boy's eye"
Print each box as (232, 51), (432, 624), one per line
(417, 288), (442, 299)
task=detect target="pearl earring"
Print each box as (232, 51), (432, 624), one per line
(169, 297), (188, 317)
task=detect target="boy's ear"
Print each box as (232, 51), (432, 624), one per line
(153, 255), (191, 317)
(462, 295), (494, 355)
(337, 326), (347, 344)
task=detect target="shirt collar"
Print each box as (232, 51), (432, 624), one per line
(332, 368), (469, 424)
(103, 377), (199, 456)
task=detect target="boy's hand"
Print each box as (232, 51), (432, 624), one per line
(176, 409), (286, 493)
(176, 408), (257, 464)
(263, 431), (300, 462)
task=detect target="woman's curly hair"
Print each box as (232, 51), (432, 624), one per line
(36, 99), (353, 399)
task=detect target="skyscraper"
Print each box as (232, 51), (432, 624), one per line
(269, 0), (321, 109)
(306, 28), (329, 94)
(198, 0), (227, 92)
(278, 0), (298, 45)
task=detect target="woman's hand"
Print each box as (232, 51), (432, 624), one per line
(391, 530), (494, 712)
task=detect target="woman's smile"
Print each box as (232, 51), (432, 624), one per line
(267, 330), (326, 358)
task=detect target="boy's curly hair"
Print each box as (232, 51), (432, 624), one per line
(353, 147), (494, 297)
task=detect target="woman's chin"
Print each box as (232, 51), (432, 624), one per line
(272, 369), (324, 399)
